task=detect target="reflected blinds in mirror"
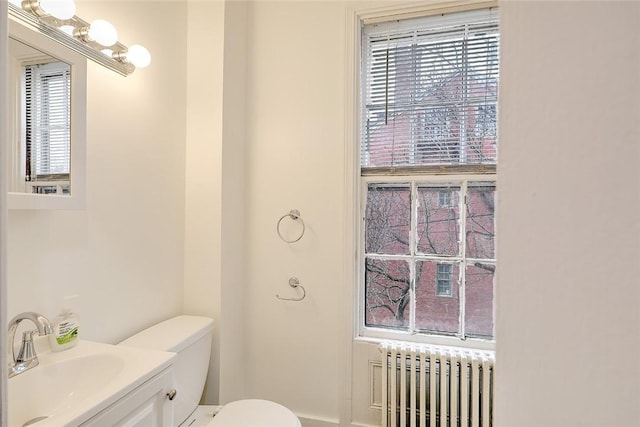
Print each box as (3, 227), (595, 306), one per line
(24, 60), (71, 183)
(360, 8), (499, 173)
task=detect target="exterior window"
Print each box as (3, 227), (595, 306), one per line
(438, 191), (452, 208)
(436, 264), (453, 296)
(363, 181), (495, 339)
(359, 8), (498, 343)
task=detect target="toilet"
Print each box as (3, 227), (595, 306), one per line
(118, 315), (301, 427)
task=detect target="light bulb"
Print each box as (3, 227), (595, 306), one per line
(39, 0), (76, 20)
(88, 19), (118, 47)
(127, 45), (151, 68)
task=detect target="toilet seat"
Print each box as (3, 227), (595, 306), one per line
(209, 399), (301, 427)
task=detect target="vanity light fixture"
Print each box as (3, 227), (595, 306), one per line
(9, 0), (151, 75)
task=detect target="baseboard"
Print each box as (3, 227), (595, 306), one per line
(298, 414), (339, 427)
(298, 415), (380, 427)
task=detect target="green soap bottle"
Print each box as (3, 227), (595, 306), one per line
(49, 295), (79, 351)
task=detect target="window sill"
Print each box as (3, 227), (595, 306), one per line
(355, 331), (495, 353)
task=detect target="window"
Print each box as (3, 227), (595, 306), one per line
(359, 8), (498, 344)
(436, 263), (453, 297)
(438, 190), (452, 208)
(23, 60), (71, 194)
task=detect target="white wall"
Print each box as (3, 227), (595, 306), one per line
(219, 0), (249, 405)
(186, 3), (348, 423)
(183, 0), (248, 406)
(183, 0), (226, 405)
(7, 1), (187, 344)
(496, 1), (640, 426)
(243, 1), (346, 423)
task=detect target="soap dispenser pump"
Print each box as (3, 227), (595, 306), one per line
(49, 295), (79, 351)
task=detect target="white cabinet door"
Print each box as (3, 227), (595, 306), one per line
(81, 368), (175, 427)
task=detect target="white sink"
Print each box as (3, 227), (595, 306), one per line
(8, 339), (175, 427)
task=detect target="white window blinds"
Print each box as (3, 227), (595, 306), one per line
(360, 8), (499, 173)
(24, 60), (72, 180)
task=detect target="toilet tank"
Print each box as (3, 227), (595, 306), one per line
(118, 315), (214, 425)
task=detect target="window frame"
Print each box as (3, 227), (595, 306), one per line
(350, 2), (498, 351)
(358, 173), (496, 349)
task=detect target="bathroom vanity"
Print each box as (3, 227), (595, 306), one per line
(8, 339), (176, 427)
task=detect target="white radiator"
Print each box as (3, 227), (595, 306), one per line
(379, 343), (495, 427)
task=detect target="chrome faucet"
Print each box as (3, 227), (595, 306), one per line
(7, 312), (53, 378)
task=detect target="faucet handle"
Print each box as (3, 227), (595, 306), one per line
(16, 330), (38, 364)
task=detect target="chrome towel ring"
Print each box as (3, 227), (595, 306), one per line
(276, 277), (306, 301)
(277, 209), (306, 243)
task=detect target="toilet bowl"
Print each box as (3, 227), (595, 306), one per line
(181, 400), (300, 427)
(118, 315), (301, 427)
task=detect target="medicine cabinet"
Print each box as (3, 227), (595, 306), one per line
(7, 12), (86, 210)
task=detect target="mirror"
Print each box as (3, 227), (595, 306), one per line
(8, 17), (86, 210)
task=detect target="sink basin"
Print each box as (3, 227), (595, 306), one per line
(8, 339), (175, 427)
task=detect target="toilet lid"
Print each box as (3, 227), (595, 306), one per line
(210, 399), (301, 427)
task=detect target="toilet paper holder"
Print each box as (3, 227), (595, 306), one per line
(276, 277), (306, 302)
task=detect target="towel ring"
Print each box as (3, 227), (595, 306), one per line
(276, 277), (306, 301)
(277, 209), (306, 243)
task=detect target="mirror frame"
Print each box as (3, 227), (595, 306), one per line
(7, 17), (86, 210)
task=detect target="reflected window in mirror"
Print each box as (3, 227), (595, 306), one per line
(22, 59), (72, 195)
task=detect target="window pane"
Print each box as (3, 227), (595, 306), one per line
(415, 260), (460, 334)
(361, 10), (499, 170)
(466, 184), (495, 259)
(365, 184), (410, 255)
(365, 258), (411, 329)
(465, 263), (494, 338)
(416, 186), (460, 256)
